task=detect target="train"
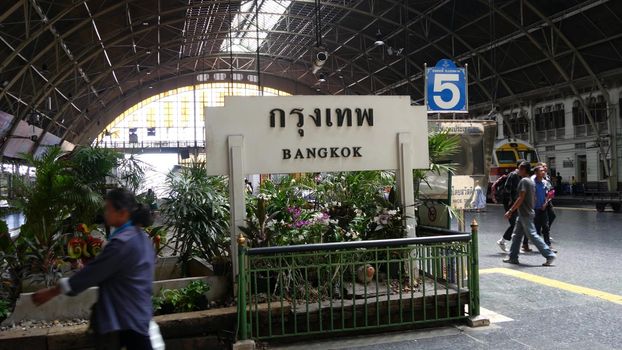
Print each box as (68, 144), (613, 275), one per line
(489, 138), (540, 184)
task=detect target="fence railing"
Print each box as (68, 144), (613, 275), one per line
(236, 221), (480, 341)
(98, 140), (205, 150)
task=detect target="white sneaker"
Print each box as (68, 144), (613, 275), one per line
(542, 256), (556, 266)
(496, 239), (507, 252)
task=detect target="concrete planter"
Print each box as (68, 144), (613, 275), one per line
(3, 256), (230, 326)
(3, 276), (229, 326)
(21, 256), (188, 293)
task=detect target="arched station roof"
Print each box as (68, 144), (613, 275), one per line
(1, 0), (622, 151)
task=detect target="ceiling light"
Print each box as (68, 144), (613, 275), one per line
(374, 29), (384, 46)
(142, 22), (149, 26)
(318, 72), (326, 82)
(146, 50), (152, 55)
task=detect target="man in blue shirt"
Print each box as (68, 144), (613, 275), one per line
(533, 166), (553, 249)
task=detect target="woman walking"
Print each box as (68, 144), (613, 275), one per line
(32, 188), (158, 350)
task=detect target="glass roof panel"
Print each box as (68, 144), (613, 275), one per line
(221, 0), (292, 53)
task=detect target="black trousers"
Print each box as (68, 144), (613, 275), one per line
(504, 198), (530, 245)
(547, 204), (556, 227)
(502, 198), (517, 241)
(95, 330), (153, 350)
(534, 209), (551, 245)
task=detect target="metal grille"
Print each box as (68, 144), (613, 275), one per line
(236, 229), (480, 340)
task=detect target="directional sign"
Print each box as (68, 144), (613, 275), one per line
(426, 59), (467, 113)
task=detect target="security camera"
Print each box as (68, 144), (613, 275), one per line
(311, 49), (328, 74)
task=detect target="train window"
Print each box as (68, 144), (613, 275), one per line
(518, 150), (539, 163)
(496, 151), (516, 164)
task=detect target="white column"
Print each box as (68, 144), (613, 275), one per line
(527, 103), (536, 145)
(396, 132), (419, 282)
(228, 135), (246, 276)
(396, 132), (416, 237)
(563, 97), (574, 139)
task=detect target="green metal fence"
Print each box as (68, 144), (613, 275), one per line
(237, 221), (480, 341)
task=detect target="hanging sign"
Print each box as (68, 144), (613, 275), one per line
(205, 95), (429, 175)
(426, 59), (468, 113)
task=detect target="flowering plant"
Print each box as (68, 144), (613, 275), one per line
(66, 223), (104, 261)
(367, 207), (405, 240)
(145, 226), (167, 254)
(267, 206), (331, 245)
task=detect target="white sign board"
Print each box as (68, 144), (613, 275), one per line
(205, 96), (429, 175)
(450, 175), (478, 210)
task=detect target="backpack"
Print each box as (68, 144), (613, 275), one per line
(492, 174), (509, 202)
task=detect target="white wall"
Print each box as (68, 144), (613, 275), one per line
(487, 84), (622, 184)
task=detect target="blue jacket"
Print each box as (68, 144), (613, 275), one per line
(66, 225), (155, 335)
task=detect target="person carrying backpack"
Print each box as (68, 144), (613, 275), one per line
(496, 160), (525, 252)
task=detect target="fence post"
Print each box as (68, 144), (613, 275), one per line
(237, 234), (248, 341)
(469, 218), (480, 317)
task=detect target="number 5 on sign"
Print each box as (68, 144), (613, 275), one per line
(426, 59), (468, 113)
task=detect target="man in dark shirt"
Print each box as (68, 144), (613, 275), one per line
(503, 162), (557, 266)
(496, 160), (524, 252)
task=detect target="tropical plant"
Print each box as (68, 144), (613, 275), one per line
(8, 146), (123, 285)
(413, 130), (461, 222)
(316, 171), (394, 216)
(13, 146), (122, 244)
(152, 280), (210, 315)
(0, 298), (10, 320)
(414, 130), (461, 196)
(116, 155), (150, 194)
(161, 162), (230, 272)
(66, 147), (123, 224)
(12, 146), (75, 245)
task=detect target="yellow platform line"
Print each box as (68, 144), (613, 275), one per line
(480, 267), (622, 305)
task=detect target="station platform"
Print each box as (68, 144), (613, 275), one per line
(269, 205), (622, 349)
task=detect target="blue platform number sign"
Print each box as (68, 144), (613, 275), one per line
(426, 59), (467, 113)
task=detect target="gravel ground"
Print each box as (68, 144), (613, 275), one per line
(0, 318), (89, 332)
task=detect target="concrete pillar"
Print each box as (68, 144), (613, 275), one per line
(527, 103), (536, 145)
(606, 91), (618, 191)
(497, 114), (504, 139)
(563, 97), (575, 139)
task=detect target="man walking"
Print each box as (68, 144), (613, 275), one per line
(503, 162), (556, 266)
(496, 160), (524, 252)
(542, 163), (557, 240)
(533, 166), (552, 247)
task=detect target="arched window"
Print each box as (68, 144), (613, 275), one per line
(572, 100), (586, 126)
(97, 83), (290, 144)
(503, 112), (529, 136)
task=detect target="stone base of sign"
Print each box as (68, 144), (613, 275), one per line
(232, 339), (256, 350)
(466, 315), (490, 328)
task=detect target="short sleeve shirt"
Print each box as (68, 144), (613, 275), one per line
(517, 177), (535, 217)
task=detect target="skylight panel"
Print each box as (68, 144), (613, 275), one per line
(221, 0), (292, 53)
